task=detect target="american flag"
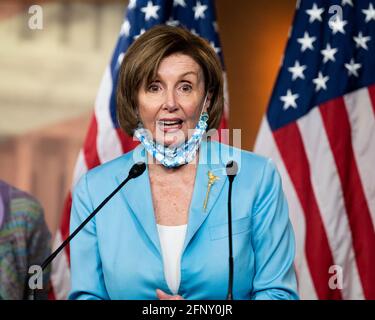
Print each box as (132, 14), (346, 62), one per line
(255, 0), (375, 299)
(49, 0), (228, 300)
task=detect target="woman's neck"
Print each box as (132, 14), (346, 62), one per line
(146, 152), (199, 176)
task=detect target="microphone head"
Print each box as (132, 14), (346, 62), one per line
(226, 160), (238, 177)
(129, 162), (146, 179)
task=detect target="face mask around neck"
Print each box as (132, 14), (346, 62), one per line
(134, 93), (209, 168)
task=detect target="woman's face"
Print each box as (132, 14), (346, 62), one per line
(137, 53), (209, 146)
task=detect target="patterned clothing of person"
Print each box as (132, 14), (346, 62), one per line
(0, 180), (51, 300)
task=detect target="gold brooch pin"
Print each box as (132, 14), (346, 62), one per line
(203, 171), (220, 212)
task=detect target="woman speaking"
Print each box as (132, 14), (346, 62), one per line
(69, 25), (299, 300)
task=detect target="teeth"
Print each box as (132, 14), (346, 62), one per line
(160, 120), (181, 125)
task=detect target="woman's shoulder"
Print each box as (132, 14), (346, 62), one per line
(210, 140), (281, 190)
(212, 141), (284, 204)
(211, 140), (274, 172)
(76, 144), (143, 188)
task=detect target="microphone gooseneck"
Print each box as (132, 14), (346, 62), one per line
(225, 160), (238, 300)
(28, 162), (146, 299)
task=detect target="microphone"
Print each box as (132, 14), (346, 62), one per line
(27, 162), (146, 299)
(225, 160), (238, 300)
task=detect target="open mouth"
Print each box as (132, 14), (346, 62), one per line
(157, 119), (184, 132)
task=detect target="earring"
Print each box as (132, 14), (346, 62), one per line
(201, 111), (209, 122)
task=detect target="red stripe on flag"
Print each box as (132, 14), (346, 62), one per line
(368, 84), (375, 117)
(320, 97), (375, 299)
(59, 192), (72, 264)
(48, 285), (56, 300)
(273, 122), (342, 300)
(116, 128), (139, 154)
(83, 115), (101, 169)
(49, 193), (73, 299)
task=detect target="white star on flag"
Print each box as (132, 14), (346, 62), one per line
(128, 0), (137, 9)
(329, 16), (348, 35)
(312, 72), (329, 91)
(210, 41), (220, 54)
(173, 0), (186, 7)
(141, 1), (160, 21)
(320, 43), (338, 63)
(280, 89), (299, 110)
(288, 60), (307, 80)
(118, 52), (125, 66)
(353, 32), (371, 50)
(305, 3), (324, 23)
(345, 58), (362, 77)
(190, 28), (198, 36)
(341, 0), (353, 6)
(193, 1), (208, 20)
(297, 31), (316, 52)
(120, 20), (130, 37)
(166, 17), (179, 26)
(134, 28), (145, 40)
(362, 3), (375, 23)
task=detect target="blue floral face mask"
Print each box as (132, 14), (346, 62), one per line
(134, 93), (209, 168)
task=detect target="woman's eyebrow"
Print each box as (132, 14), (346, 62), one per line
(180, 71), (198, 78)
(179, 71), (203, 82)
(154, 71), (201, 82)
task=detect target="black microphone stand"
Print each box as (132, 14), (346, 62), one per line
(26, 162), (146, 300)
(226, 160), (238, 300)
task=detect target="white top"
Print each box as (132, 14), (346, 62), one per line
(156, 224), (188, 295)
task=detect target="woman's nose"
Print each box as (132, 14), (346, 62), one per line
(163, 90), (178, 111)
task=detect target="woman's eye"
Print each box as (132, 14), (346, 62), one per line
(148, 84), (161, 92)
(180, 84), (192, 92)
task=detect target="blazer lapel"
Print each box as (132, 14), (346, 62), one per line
(183, 140), (227, 252)
(115, 140), (228, 256)
(115, 145), (161, 255)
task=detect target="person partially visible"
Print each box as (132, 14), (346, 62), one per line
(0, 180), (51, 300)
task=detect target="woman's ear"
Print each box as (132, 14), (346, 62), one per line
(208, 91), (213, 103)
(204, 90), (213, 112)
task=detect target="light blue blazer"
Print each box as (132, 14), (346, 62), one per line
(69, 140), (299, 300)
